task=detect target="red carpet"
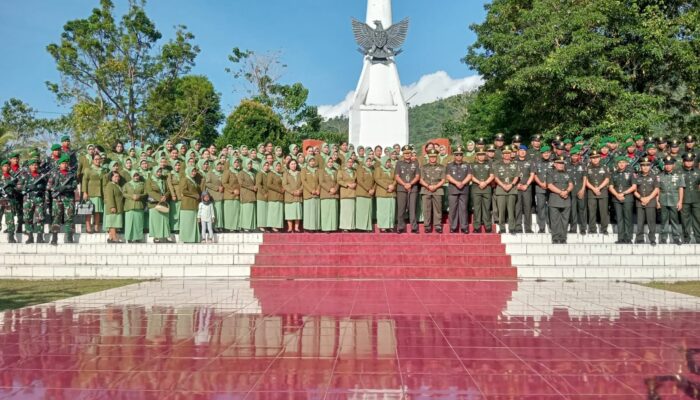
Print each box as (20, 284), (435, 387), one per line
(251, 228), (516, 279)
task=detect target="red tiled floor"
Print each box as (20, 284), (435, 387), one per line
(1, 279), (700, 399)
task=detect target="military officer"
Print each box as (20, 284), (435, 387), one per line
(394, 145), (420, 233)
(420, 149), (446, 233)
(658, 155), (685, 245)
(609, 156), (637, 244)
(515, 145), (535, 233)
(680, 153), (700, 244)
(493, 148), (520, 234)
(528, 135), (543, 160)
(585, 150), (610, 234)
(18, 159), (48, 244)
(446, 146), (472, 233)
(471, 149), (495, 233)
(46, 154), (78, 245)
(634, 157), (659, 245)
(493, 133), (506, 161)
(533, 145), (553, 233)
(568, 147), (587, 234)
(0, 160), (18, 243)
(547, 156), (574, 244)
(684, 135), (696, 156)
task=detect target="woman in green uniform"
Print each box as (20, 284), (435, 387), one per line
(320, 158), (339, 232)
(238, 159), (257, 232)
(179, 166), (201, 243)
(337, 158), (357, 231)
(81, 153), (105, 233)
(255, 161), (270, 232)
(223, 158), (241, 232)
(301, 156), (321, 232)
(123, 170), (147, 243)
(146, 166), (172, 243)
(167, 160), (182, 232)
(283, 159), (303, 233)
(103, 172), (124, 243)
(374, 156), (396, 232)
(205, 160), (226, 232)
(266, 161), (285, 232)
(355, 157), (376, 231)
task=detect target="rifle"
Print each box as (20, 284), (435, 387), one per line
(0, 176), (18, 199)
(21, 172), (51, 196)
(51, 173), (77, 198)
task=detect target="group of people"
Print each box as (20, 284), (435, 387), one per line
(1, 133), (699, 245)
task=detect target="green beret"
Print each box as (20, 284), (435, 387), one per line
(563, 139), (572, 144)
(645, 143), (656, 150)
(570, 146), (581, 155)
(540, 145), (552, 153)
(615, 156), (628, 163)
(599, 138), (609, 146)
(60, 135), (71, 142)
(8, 152), (19, 159)
(0, 160), (8, 167)
(27, 159), (38, 165)
(574, 136), (584, 143)
(51, 144), (61, 151)
(58, 154), (70, 164)
(624, 140), (635, 147)
(634, 134), (643, 140)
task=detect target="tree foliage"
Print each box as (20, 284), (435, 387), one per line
(464, 0), (700, 143)
(46, 0), (200, 146)
(218, 100), (289, 149)
(0, 98), (66, 153)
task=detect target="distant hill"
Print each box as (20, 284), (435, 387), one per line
(318, 92), (476, 146)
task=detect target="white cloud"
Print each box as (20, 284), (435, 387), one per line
(318, 71), (483, 119)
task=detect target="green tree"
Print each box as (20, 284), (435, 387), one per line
(46, 0), (199, 146)
(464, 0), (700, 143)
(218, 100), (289, 150)
(143, 75), (224, 146)
(0, 98), (64, 152)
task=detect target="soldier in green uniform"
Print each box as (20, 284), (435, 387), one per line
(533, 146), (553, 233)
(568, 147), (587, 234)
(547, 156), (574, 244)
(419, 149), (446, 233)
(585, 150), (610, 234)
(0, 160), (18, 243)
(527, 135), (543, 160)
(493, 133), (506, 161)
(394, 145), (420, 233)
(684, 135), (695, 156)
(609, 157), (637, 244)
(658, 156), (685, 245)
(493, 148), (520, 234)
(18, 159), (48, 244)
(446, 146), (472, 233)
(471, 149), (494, 233)
(680, 153), (700, 243)
(634, 157), (659, 245)
(515, 145), (535, 233)
(46, 154), (78, 245)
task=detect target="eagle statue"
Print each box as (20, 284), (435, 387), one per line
(351, 17), (409, 62)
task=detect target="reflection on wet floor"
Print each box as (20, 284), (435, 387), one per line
(0, 279), (699, 399)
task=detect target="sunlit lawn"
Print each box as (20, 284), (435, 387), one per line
(0, 279), (142, 310)
(642, 281), (700, 298)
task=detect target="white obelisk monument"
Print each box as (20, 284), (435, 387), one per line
(349, 0), (409, 147)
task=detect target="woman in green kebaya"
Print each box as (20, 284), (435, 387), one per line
(283, 159), (303, 233)
(123, 170), (147, 243)
(146, 166), (172, 243)
(319, 158), (339, 232)
(238, 159), (257, 232)
(266, 161), (285, 232)
(301, 156), (320, 232)
(179, 166), (201, 243)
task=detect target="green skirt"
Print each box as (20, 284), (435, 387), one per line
(90, 196), (104, 213)
(376, 197), (396, 229)
(168, 200), (181, 231)
(267, 201), (284, 229)
(149, 208), (171, 239)
(104, 212), (123, 229)
(284, 202), (302, 220)
(223, 200), (240, 231)
(124, 210), (145, 241)
(240, 202), (256, 230)
(256, 200), (268, 228)
(355, 197), (373, 231)
(179, 209), (200, 243)
(321, 198), (338, 232)
(303, 198), (320, 230)
(214, 201), (224, 229)
(339, 198), (355, 230)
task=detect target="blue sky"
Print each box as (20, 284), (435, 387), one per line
(0, 0), (487, 118)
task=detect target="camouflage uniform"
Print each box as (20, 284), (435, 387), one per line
(46, 169), (78, 234)
(18, 169), (49, 237)
(1, 172), (18, 238)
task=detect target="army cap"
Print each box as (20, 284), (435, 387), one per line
(476, 137), (486, 145)
(554, 142), (565, 150)
(519, 144), (528, 151)
(634, 134), (643, 141)
(512, 134), (523, 143)
(0, 160), (8, 167)
(50, 144), (61, 151)
(531, 134), (542, 142)
(453, 146), (464, 155)
(554, 156), (566, 164)
(58, 154), (71, 164)
(563, 139), (572, 145)
(494, 133), (505, 141)
(27, 159), (39, 165)
(624, 140), (635, 148)
(502, 148), (512, 155)
(486, 144), (496, 152)
(645, 136), (654, 144)
(574, 136), (584, 143)
(540, 145), (552, 153)
(656, 136), (667, 144)
(639, 157), (651, 165)
(670, 139), (680, 147)
(401, 145), (412, 153)
(60, 135), (70, 142)
(570, 146), (581, 155)
(589, 149), (601, 158)
(8, 152), (19, 159)
(685, 135), (695, 143)
(646, 143), (657, 150)
(427, 149), (439, 157)
(476, 149), (487, 155)
(682, 153), (696, 162)
(663, 156), (676, 165)
(615, 156), (628, 163)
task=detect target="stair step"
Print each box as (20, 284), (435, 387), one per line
(0, 232), (264, 244)
(253, 255), (511, 266)
(0, 253), (255, 266)
(0, 265), (251, 278)
(251, 266), (517, 279)
(257, 244), (506, 255)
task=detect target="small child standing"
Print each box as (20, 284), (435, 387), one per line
(198, 192), (216, 243)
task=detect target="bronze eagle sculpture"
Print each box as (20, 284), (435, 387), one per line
(352, 17), (409, 62)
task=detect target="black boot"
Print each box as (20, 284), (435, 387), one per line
(36, 234), (44, 244)
(25, 233), (34, 244)
(8, 233), (16, 244)
(65, 233), (74, 243)
(50, 233), (58, 246)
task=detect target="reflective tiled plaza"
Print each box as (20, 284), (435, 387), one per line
(1, 279), (699, 399)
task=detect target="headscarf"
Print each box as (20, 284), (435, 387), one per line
(305, 155), (317, 173)
(244, 159), (255, 179)
(128, 170), (143, 190)
(272, 161), (283, 177)
(380, 156), (393, 173)
(185, 166), (198, 185)
(289, 144), (299, 154)
(151, 166), (165, 193)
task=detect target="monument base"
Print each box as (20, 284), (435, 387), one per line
(349, 103), (408, 148)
